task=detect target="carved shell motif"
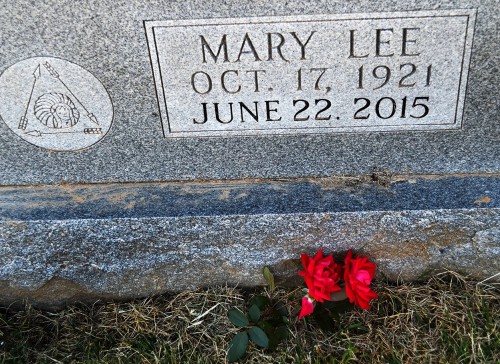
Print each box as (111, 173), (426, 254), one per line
(34, 92), (80, 129)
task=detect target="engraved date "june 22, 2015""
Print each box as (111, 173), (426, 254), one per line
(192, 96), (430, 124)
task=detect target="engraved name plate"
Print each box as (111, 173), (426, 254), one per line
(145, 10), (476, 138)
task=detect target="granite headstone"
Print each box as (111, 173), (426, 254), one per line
(0, 0), (498, 309)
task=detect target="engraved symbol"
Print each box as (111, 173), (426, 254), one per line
(18, 65), (41, 130)
(42, 61), (99, 126)
(24, 128), (103, 137)
(0, 57), (113, 151)
(34, 92), (80, 128)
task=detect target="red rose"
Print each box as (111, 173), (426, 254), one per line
(344, 250), (377, 309)
(298, 295), (315, 319)
(299, 249), (342, 302)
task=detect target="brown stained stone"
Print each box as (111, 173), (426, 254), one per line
(0, 208), (498, 310)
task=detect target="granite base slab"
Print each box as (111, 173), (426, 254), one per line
(1, 175), (498, 309)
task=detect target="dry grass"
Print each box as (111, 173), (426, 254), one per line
(0, 272), (498, 363)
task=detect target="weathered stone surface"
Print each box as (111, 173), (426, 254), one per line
(1, 175), (498, 220)
(1, 206), (498, 310)
(1, 176), (499, 309)
(0, 0), (499, 309)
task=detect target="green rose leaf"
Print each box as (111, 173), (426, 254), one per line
(250, 295), (270, 309)
(274, 325), (289, 341)
(268, 325), (289, 350)
(262, 266), (276, 292)
(248, 326), (269, 348)
(273, 301), (289, 317)
(258, 320), (274, 334)
(227, 332), (249, 362)
(228, 309), (249, 328)
(248, 304), (261, 323)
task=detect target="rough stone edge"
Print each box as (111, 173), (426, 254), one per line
(1, 207), (499, 310)
(1, 174), (499, 221)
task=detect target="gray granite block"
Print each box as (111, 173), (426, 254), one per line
(0, 0), (498, 184)
(0, 0), (499, 308)
(1, 207), (498, 309)
(1, 176), (499, 308)
(1, 175), (498, 220)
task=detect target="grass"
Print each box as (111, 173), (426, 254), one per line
(0, 271), (498, 363)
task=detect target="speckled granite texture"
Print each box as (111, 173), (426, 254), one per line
(0, 0), (498, 308)
(1, 207), (498, 309)
(1, 176), (499, 308)
(0, 0), (498, 184)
